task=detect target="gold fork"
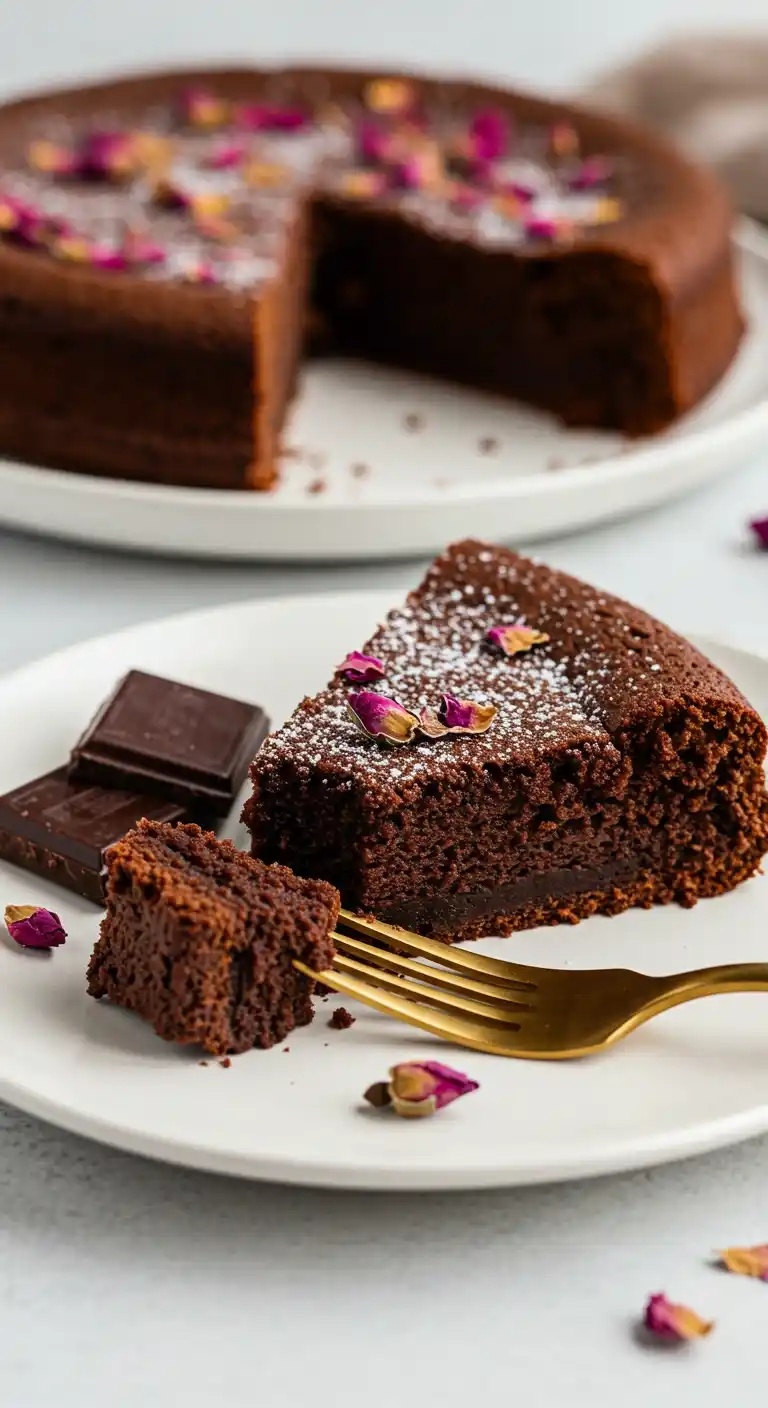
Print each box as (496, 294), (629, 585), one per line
(293, 907), (768, 1059)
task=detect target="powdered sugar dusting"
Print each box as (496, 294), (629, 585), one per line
(257, 541), (677, 795)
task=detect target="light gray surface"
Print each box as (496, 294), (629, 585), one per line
(4, 1), (768, 1402)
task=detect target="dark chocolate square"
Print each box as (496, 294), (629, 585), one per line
(0, 767), (200, 904)
(69, 670), (269, 816)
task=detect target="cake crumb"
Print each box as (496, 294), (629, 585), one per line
(403, 411), (424, 432)
(351, 461), (370, 478)
(198, 1060), (209, 1067)
(478, 436), (499, 455)
(328, 1006), (355, 1030)
(307, 477), (327, 495)
(219, 1057), (232, 1069)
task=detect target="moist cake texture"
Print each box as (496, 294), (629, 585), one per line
(0, 66), (743, 489)
(244, 540), (768, 940)
(87, 819), (339, 1054)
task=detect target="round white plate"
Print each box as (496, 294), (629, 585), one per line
(1, 224), (768, 562)
(2, 589), (768, 1189)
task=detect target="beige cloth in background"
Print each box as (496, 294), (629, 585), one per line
(585, 34), (768, 220)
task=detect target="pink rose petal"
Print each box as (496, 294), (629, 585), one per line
(750, 516), (768, 548)
(470, 108), (510, 162)
(337, 652), (386, 683)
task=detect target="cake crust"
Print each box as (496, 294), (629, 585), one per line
(244, 540), (768, 940)
(0, 66), (742, 489)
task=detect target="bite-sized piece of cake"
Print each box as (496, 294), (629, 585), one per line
(244, 540), (768, 941)
(87, 820), (338, 1054)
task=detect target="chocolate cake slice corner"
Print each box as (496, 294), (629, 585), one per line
(244, 539), (768, 940)
(87, 820), (339, 1054)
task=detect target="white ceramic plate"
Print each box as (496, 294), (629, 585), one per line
(0, 224), (767, 562)
(2, 588), (768, 1190)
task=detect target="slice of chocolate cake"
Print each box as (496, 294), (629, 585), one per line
(244, 540), (768, 941)
(87, 820), (338, 1054)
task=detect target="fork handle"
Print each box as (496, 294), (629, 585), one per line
(644, 963), (768, 1020)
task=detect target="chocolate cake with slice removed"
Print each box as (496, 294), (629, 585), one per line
(87, 820), (338, 1054)
(244, 540), (768, 941)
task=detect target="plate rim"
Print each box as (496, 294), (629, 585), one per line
(0, 221), (766, 563)
(1, 589), (768, 1189)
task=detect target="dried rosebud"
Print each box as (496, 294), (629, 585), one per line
(363, 79), (415, 115)
(550, 121), (580, 157)
(205, 142), (246, 171)
(487, 623), (550, 656)
(5, 905), (67, 949)
(569, 154), (614, 190)
(365, 1061), (479, 1118)
(357, 121), (391, 165)
(337, 651), (386, 683)
(642, 1294), (714, 1343)
(419, 694), (498, 738)
(348, 691), (420, 745)
(182, 259), (218, 285)
(524, 215), (560, 241)
(235, 104), (308, 132)
(470, 108), (510, 162)
(27, 140), (77, 176)
(79, 131), (137, 180)
(718, 1245), (768, 1280)
(339, 169), (388, 199)
(180, 88), (230, 128)
(750, 516), (768, 548)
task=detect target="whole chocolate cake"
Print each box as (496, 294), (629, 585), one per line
(88, 819), (339, 1054)
(0, 66), (743, 490)
(244, 541), (768, 941)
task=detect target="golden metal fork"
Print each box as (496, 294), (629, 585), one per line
(293, 906), (768, 1059)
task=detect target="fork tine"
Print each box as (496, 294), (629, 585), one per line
(333, 933), (533, 1009)
(337, 907), (539, 989)
(326, 954), (523, 1025)
(294, 960), (520, 1055)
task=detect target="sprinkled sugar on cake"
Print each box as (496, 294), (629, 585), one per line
(244, 540), (768, 941)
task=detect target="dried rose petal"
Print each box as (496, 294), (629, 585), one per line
(750, 516), (768, 548)
(339, 169), (388, 199)
(358, 121), (391, 165)
(236, 104), (308, 132)
(550, 121), (580, 156)
(5, 904), (67, 949)
(524, 215), (559, 241)
(569, 154), (614, 190)
(364, 79), (415, 115)
(718, 1245), (768, 1280)
(365, 1061), (479, 1118)
(180, 88), (230, 128)
(419, 693), (498, 739)
(487, 623), (550, 656)
(79, 131), (137, 180)
(470, 108), (509, 162)
(337, 651), (386, 683)
(205, 142), (246, 171)
(643, 1294), (714, 1343)
(27, 140), (77, 176)
(348, 691), (420, 746)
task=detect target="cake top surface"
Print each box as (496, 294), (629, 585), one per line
(254, 539), (754, 801)
(0, 67), (662, 293)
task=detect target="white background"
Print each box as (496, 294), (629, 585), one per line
(2, 3), (768, 1406)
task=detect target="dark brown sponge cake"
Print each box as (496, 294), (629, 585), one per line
(0, 65), (743, 490)
(87, 820), (339, 1054)
(244, 541), (768, 941)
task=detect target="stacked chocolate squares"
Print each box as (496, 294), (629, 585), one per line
(0, 669), (269, 903)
